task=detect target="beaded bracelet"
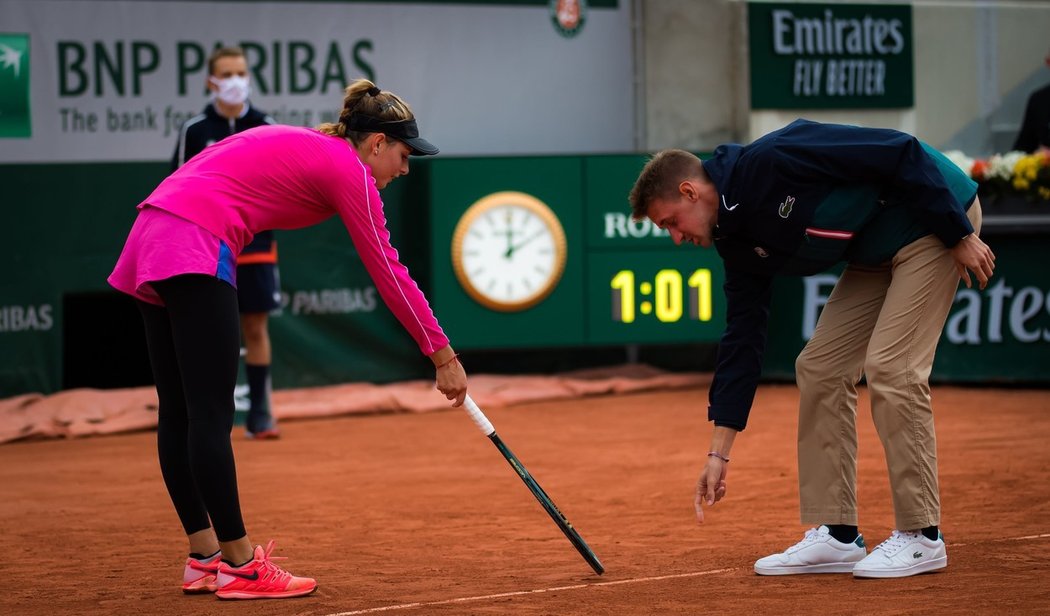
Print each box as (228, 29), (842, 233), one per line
(707, 451), (729, 463)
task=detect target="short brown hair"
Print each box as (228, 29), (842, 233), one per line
(629, 149), (703, 220)
(208, 46), (246, 76)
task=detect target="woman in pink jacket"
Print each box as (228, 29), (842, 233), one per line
(109, 79), (467, 600)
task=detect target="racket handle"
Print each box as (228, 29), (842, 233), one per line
(463, 395), (495, 436)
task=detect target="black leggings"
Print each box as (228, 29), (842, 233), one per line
(137, 275), (246, 542)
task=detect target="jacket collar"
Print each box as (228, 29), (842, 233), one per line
(702, 144), (745, 237)
(205, 101), (252, 120)
(701, 143), (743, 193)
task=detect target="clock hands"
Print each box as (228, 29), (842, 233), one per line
(502, 209), (516, 259)
(504, 229), (546, 259)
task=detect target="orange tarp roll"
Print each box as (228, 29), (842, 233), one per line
(0, 365), (711, 445)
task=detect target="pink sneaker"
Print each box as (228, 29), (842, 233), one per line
(215, 541), (317, 600)
(182, 553), (220, 594)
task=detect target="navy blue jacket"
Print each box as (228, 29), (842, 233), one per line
(701, 119), (978, 431)
(172, 103), (277, 256)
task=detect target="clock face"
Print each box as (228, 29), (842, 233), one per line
(451, 191), (567, 312)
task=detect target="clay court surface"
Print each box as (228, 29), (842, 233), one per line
(2, 384), (1048, 615)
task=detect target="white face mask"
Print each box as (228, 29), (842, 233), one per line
(210, 75), (251, 106)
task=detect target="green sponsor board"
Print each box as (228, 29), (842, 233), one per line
(762, 234), (1050, 383)
(426, 154), (728, 349)
(3, 155), (1046, 396)
(0, 162), (426, 396)
(427, 157), (588, 349)
(0, 33), (31, 137)
(581, 155), (727, 345)
(748, 3), (914, 109)
(1, 161), (165, 394)
(583, 155), (670, 249)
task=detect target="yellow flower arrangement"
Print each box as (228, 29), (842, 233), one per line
(1011, 152), (1050, 199)
(946, 149), (1050, 203)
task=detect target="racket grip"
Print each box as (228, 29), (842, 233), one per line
(463, 395), (495, 436)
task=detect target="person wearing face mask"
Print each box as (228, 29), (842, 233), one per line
(172, 46), (282, 440)
(109, 79), (467, 600)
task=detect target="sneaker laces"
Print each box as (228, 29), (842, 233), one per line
(874, 530), (920, 555)
(250, 540), (293, 586)
(786, 527), (826, 552)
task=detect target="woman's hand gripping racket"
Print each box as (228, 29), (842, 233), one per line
(462, 395), (604, 575)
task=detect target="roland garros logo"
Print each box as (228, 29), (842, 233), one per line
(550, 0), (587, 38)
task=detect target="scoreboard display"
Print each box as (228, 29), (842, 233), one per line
(586, 252), (722, 344)
(426, 154), (726, 350)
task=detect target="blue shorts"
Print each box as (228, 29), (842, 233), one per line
(236, 262), (281, 314)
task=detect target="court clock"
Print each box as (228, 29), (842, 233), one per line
(451, 191), (567, 312)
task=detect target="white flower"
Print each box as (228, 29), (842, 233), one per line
(943, 150), (974, 175)
(986, 151), (1026, 181)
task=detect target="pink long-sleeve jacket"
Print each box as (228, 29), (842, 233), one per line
(140, 124), (448, 356)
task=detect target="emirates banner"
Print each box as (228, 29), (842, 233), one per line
(748, 2), (914, 109)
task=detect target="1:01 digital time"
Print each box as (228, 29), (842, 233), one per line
(610, 268), (713, 323)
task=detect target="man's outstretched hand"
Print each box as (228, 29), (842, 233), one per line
(694, 458), (728, 524)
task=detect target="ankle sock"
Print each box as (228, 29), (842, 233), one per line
(825, 524), (859, 544)
(189, 549), (220, 561)
(920, 525), (939, 541)
(222, 556), (254, 568)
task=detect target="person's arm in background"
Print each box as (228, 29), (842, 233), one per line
(172, 116), (201, 171)
(1012, 91), (1040, 153)
(171, 133), (182, 171)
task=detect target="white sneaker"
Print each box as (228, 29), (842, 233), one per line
(754, 525), (867, 575)
(853, 530), (947, 578)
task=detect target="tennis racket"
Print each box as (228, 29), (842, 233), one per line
(462, 395), (604, 575)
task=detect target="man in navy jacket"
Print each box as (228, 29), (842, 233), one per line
(629, 119), (995, 578)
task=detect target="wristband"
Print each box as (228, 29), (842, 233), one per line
(436, 354), (460, 369)
(707, 451), (729, 463)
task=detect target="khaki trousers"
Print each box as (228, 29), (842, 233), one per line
(794, 200), (982, 530)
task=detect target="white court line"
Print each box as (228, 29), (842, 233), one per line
(326, 568), (735, 616)
(326, 532), (1050, 616)
(948, 532), (1050, 548)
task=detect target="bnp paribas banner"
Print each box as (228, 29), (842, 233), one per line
(0, 0), (630, 162)
(748, 2), (914, 109)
